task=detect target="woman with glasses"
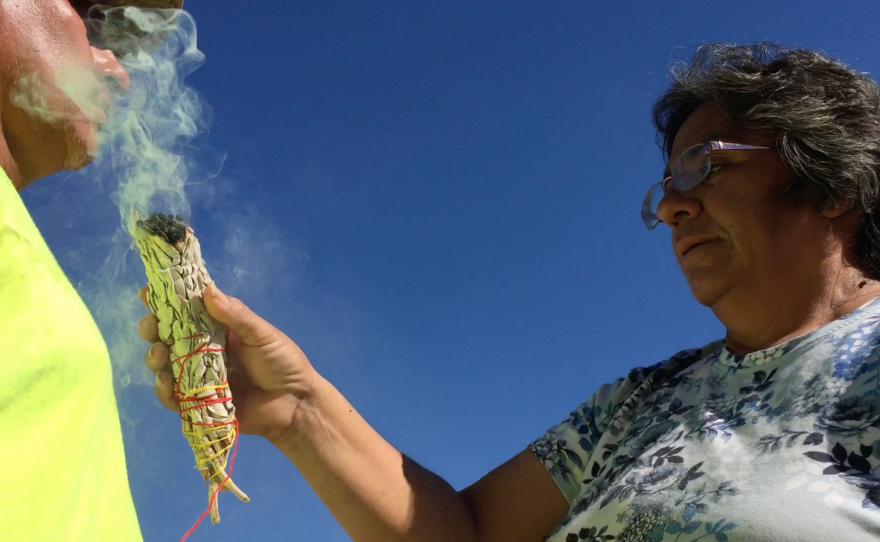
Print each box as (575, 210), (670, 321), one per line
(141, 43), (880, 541)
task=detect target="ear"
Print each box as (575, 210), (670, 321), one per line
(822, 206), (848, 218)
(822, 199), (853, 219)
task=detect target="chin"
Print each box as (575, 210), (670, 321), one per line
(684, 271), (732, 308)
(689, 285), (723, 307)
(62, 121), (98, 171)
(64, 149), (94, 171)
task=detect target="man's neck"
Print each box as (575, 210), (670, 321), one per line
(0, 107), (25, 190)
(0, 146), (23, 191)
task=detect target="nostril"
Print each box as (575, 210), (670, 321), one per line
(71, 0), (102, 20)
(91, 48), (131, 92)
(102, 75), (123, 94)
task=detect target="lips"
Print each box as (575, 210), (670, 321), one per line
(675, 236), (717, 260)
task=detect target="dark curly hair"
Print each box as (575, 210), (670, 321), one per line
(652, 42), (880, 279)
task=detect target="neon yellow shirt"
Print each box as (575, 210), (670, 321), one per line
(0, 169), (142, 541)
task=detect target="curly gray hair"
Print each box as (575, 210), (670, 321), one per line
(652, 42), (880, 278)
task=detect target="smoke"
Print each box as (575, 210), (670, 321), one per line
(79, 7), (205, 389)
(88, 7), (202, 232)
(12, 65), (105, 127)
(18, 7), (270, 393)
(14, 9), (379, 527)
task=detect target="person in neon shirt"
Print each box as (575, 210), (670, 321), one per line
(0, 1), (179, 540)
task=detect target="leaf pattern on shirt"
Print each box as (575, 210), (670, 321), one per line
(531, 299), (880, 541)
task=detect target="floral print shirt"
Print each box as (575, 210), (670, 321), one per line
(530, 297), (880, 542)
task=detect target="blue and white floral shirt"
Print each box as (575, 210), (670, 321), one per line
(530, 297), (880, 542)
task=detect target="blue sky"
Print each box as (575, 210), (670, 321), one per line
(23, 1), (880, 540)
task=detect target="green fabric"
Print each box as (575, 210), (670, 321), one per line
(0, 169), (142, 541)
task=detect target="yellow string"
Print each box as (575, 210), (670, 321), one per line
(196, 439), (236, 469)
(186, 382), (230, 397)
(182, 428), (235, 468)
(174, 334), (237, 474)
(183, 421), (237, 469)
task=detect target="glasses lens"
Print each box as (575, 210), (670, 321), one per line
(673, 143), (710, 192)
(641, 182), (665, 229)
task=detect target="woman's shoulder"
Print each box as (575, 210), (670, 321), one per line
(616, 339), (725, 393)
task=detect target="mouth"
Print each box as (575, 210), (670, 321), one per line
(676, 237), (717, 260)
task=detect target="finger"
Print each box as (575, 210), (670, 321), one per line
(154, 371), (179, 412)
(138, 286), (150, 310)
(144, 341), (170, 374)
(203, 283), (281, 346)
(138, 313), (160, 342)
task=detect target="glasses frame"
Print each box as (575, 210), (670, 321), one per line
(641, 141), (771, 230)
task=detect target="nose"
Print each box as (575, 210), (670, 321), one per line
(655, 185), (702, 228)
(91, 47), (130, 92)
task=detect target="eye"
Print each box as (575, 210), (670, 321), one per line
(703, 163), (724, 183)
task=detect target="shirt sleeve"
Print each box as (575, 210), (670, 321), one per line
(528, 345), (718, 505)
(527, 363), (668, 505)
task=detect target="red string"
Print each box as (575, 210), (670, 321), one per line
(171, 333), (241, 542)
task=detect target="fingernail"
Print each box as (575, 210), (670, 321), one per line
(147, 343), (155, 361)
(155, 371), (173, 388)
(210, 283), (228, 306)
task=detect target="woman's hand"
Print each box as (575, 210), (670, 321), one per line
(137, 283), (319, 446)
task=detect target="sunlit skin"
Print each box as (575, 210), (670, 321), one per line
(656, 103), (880, 355)
(0, 0), (129, 190)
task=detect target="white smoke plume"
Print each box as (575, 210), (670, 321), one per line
(20, 7), (289, 394)
(84, 7), (204, 389)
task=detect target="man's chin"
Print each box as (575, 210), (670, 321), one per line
(62, 122), (98, 171)
(63, 149), (94, 171)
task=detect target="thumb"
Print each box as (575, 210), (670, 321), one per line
(203, 283), (276, 346)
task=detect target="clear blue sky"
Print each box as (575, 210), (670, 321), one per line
(23, 1), (880, 540)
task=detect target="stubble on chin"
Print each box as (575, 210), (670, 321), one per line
(61, 121), (96, 171)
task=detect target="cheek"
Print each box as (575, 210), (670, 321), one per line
(731, 208), (807, 271)
(701, 194), (768, 267)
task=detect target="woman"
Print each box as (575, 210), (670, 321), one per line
(141, 42), (880, 541)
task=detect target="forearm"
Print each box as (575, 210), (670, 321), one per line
(274, 375), (480, 542)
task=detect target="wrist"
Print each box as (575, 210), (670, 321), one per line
(269, 369), (331, 458)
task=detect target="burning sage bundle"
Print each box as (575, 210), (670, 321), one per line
(133, 212), (249, 524)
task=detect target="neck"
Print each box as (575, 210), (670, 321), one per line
(0, 107), (24, 190)
(718, 264), (880, 356)
(0, 69), (33, 190)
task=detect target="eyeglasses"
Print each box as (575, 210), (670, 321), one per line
(641, 141), (771, 230)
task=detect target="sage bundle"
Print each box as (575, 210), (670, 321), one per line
(133, 212), (249, 525)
